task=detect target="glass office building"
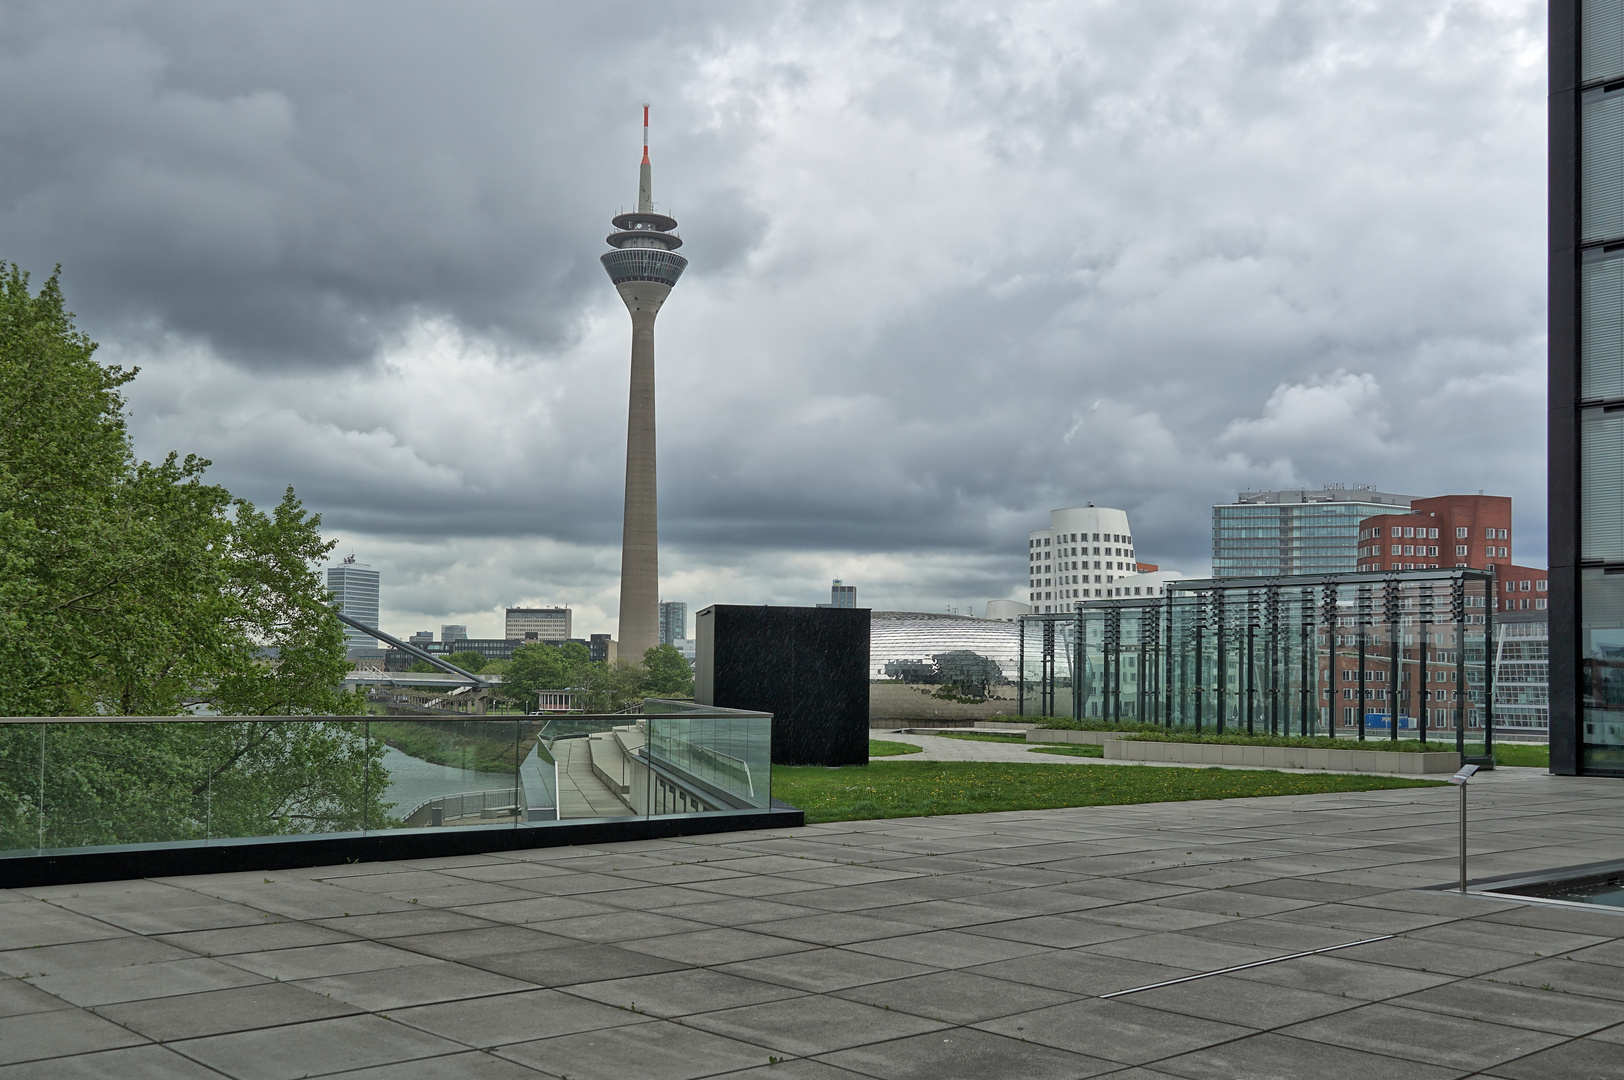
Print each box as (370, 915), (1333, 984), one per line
(1212, 488), (1413, 578)
(1552, 0), (1624, 774)
(326, 559), (380, 651)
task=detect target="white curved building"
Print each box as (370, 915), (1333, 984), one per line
(1026, 506), (1141, 613)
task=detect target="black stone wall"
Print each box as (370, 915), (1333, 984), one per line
(694, 605), (870, 767)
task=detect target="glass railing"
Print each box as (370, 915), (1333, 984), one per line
(0, 703), (773, 859)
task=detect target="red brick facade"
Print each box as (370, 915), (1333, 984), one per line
(1356, 495), (1513, 574)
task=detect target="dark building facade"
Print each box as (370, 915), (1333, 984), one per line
(1552, 0), (1624, 775)
(694, 605), (870, 767)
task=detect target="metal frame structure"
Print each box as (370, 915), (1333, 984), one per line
(1018, 568), (1497, 762)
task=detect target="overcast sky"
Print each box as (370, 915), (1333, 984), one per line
(1, 0), (1547, 638)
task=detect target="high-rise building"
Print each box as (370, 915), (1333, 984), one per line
(1211, 487), (1413, 578)
(829, 580), (856, 609)
(1027, 506), (1138, 613)
(440, 625), (468, 645)
(325, 556), (380, 652)
(409, 630), (434, 645)
(602, 105), (687, 663)
(505, 607), (571, 642)
(1355, 495), (1514, 573)
(1551, 0), (1624, 775)
(659, 601), (687, 646)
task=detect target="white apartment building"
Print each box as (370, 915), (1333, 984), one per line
(325, 557), (380, 652)
(1027, 506), (1143, 613)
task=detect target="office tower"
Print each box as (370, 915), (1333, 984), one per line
(601, 105), (687, 662)
(830, 580), (857, 609)
(409, 631), (434, 645)
(325, 556), (380, 651)
(505, 607), (572, 642)
(659, 601), (687, 646)
(440, 625), (468, 645)
(1551, 1), (1624, 774)
(1211, 487), (1413, 578)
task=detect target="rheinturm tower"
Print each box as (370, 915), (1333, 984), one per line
(601, 105), (686, 662)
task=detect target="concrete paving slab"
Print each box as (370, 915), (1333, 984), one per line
(844, 927), (1051, 968)
(564, 967), (807, 1017)
(223, 940), (441, 981)
(830, 968), (1078, 1024)
(817, 1026), (1120, 1080)
(93, 980), (362, 1041)
(496, 1018), (777, 1080)
(157, 920), (358, 956)
(616, 927), (824, 966)
(386, 986), (648, 1046)
(1151, 1031), (1466, 1080)
(0, 974), (71, 1018)
(173, 1013), (465, 1080)
(0, 1008), (146, 1066)
(1390, 976), (1624, 1036)
(682, 994), (949, 1058)
(974, 996), (1255, 1065)
(26, 956), (268, 1008)
(1281, 1001), (1569, 1071)
(716, 947), (941, 993)
(293, 959), (534, 1010)
(462, 941), (687, 987)
(0, 1043), (228, 1079)
(322, 1051), (548, 1079)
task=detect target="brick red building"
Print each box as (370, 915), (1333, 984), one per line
(1326, 494), (1544, 736)
(1355, 494), (1512, 574)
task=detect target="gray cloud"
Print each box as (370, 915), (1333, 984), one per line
(0, 0), (1550, 632)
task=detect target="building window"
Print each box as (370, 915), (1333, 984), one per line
(1538, 579), (1548, 591)
(1456, 527), (1469, 539)
(1456, 545), (1468, 556)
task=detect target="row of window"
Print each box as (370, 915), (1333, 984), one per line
(1033, 532), (1130, 547)
(1032, 547), (1132, 563)
(1503, 579), (1549, 592)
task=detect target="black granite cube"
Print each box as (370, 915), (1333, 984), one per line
(694, 605), (870, 767)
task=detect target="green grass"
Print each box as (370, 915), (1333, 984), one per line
(1028, 744), (1104, 758)
(996, 714), (1168, 734)
(868, 739), (924, 757)
(933, 731), (1029, 743)
(1491, 743), (1549, 768)
(771, 760), (1444, 824)
(373, 720), (537, 773)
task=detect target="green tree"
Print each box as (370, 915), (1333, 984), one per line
(0, 265), (385, 848)
(576, 660), (647, 714)
(641, 643), (694, 698)
(501, 641), (588, 710)
(444, 650), (487, 673)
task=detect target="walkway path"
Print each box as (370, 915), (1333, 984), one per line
(4, 773), (1621, 1078)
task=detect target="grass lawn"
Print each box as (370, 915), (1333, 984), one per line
(934, 731), (1029, 743)
(1491, 743), (1549, 768)
(373, 719), (537, 773)
(772, 760), (1444, 824)
(1028, 744), (1104, 758)
(868, 739), (923, 757)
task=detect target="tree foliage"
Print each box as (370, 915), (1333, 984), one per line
(501, 641), (590, 708)
(641, 643), (695, 698)
(444, 650), (487, 673)
(0, 265), (385, 849)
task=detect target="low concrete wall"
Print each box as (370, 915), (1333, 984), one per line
(1026, 729), (1140, 746)
(868, 682), (1018, 723)
(1103, 739), (1461, 774)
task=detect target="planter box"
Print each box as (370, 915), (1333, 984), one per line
(1026, 729), (1142, 746)
(1103, 739), (1461, 775)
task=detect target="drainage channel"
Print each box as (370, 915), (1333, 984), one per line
(1099, 934), (1395, 999)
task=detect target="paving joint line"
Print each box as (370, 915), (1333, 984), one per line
(1098, 934), (1396, 999)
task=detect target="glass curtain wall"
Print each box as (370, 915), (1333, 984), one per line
(1019, 569), (1495, 756)
(1572, 0), (1624, 774)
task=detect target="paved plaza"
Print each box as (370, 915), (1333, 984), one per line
(2, 768), (1623, 1079)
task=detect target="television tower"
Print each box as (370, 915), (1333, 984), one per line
(602, 105), (687, 662)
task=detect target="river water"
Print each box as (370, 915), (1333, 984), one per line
(380, 745), (512, 817)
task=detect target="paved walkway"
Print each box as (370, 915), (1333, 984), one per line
(3, 773), (1623, 1078)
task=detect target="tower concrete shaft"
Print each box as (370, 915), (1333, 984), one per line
(615, 280), (668, 661)
(601, 106), (686, 664)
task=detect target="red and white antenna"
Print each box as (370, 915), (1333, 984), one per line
(642, 104), (650, 164)
(637, 104), (654, 212)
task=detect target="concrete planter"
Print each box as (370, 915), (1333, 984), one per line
(1026, 729), (1141, 746)
(1102, 739), (1460, 775)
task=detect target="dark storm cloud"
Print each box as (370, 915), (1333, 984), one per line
(2, 1), (1550, 626)
(0, 1), (765, 367)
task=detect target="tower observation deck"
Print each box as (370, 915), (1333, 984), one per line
(601, 106), (686, 663)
